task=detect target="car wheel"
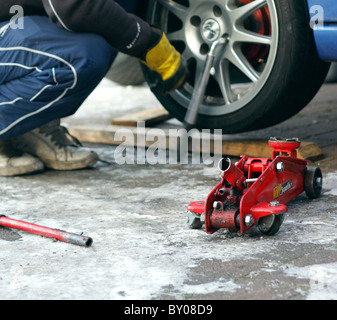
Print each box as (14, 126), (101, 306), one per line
(142, 0), (330, 132)
(304, 166), (323, 199)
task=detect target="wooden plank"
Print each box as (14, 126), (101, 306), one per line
(208, 137), (322, 160)
(111, 106), (171, 127)
(297, 141), (323, 161)
(67, 124), (323, 160)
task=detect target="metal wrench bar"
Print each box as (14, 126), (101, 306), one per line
(184, 37), (228, 126)
(0, 215), (93, 247)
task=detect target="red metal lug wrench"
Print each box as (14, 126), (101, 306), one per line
(186, 137), (323, 236)
(0, 215), (93, 247)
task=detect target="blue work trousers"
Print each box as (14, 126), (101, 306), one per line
(0, 15), (117, 140)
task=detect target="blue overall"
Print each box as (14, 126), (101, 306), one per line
(0, 0), (137, 140)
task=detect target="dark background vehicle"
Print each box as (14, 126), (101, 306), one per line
(107, 0), (337, 133)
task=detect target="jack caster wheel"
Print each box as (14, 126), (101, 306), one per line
(258, 214), (284, 236)
(186, 211), (203, 229)
(304, 167), (323, 199)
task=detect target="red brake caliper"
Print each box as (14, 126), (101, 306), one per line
(236, 0), (271, 66)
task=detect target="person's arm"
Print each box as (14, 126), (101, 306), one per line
(41, 0), (187, 95)
(41, 0), (153, 57)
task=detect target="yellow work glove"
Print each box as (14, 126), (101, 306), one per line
(139, 32), (188, 95)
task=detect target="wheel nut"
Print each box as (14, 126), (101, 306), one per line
(244, 214), (254, 226)
(276, 162), (284, 172)
(213, 201), (222, 210)
(270, 201), (280, 207)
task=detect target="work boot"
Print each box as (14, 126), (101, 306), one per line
(139, 30), (188, 95)
(0, 140), (44, 176)
(12, 120), (99, 170)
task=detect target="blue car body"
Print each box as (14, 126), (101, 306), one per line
(307, 0), (337, 61)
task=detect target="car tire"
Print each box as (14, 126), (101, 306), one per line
(105, 52), (145, 86)
(142, 0), (330, 132)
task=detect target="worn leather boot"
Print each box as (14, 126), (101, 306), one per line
(0, 140), (44, 176)
(13, 120), (99, 170)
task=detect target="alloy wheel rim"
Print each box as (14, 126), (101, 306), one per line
(148, 0), (279, 117)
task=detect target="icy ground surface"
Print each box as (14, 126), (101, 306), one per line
(0, 153), (337, 300)
(1, 79), (337, 300)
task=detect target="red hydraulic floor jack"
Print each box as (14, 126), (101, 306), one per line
(186, 137), (323, 236)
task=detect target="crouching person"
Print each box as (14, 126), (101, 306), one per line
(0, 0), (187, 176)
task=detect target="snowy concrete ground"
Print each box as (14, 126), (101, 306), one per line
(0, 79), (337, 300)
